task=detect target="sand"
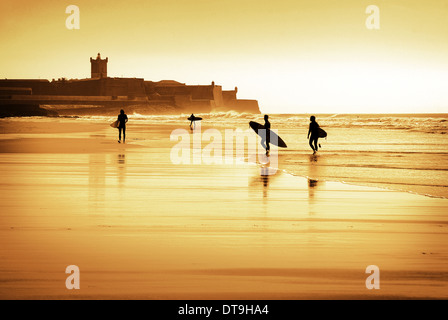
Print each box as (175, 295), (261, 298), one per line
(0, 118), (447, 299)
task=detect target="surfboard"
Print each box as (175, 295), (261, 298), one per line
(249, 121), (287, 148)
(110, 120), (119, 128)
(318, 127), (327, 138)
(188, 116), (202, 121)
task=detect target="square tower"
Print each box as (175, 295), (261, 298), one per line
(90, 53), (108, 78)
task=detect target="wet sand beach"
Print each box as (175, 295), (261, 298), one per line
(0, 118), (447, 299)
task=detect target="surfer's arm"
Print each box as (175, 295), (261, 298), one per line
(307, 126), (311, 139)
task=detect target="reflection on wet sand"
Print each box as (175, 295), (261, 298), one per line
(260, 168), (270, 199)
(308, 179), (319, 188)
(307, 154), (323, 187)
(88, 153), (127, 214)
(248, 155), (279, 199)
(89, 153), (106, 215)
(307, 154), (325, 215)
(117, 154), (126, 187)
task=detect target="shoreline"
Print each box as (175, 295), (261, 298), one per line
(1, 116), (447, 199)
(282, 168), (448, 200)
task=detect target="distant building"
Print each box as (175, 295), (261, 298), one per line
(90, 53), (108, 79)
(0, 54), (260, 116)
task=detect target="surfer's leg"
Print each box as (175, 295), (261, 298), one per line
(266, 131), (270, 151)
(118, 127), (122, 142)
(313, 137), (318, 151)
(260, 137), (267, 151)
(309, 138), (315, 152)
(123, 127), (126, 143)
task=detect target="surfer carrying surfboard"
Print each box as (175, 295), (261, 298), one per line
(307, 115), (320, 154)
(188, 114), (203, 130)
(189, 113), (197, 130)
(261, 114), (271, 155)
(117, 109), (128, 143)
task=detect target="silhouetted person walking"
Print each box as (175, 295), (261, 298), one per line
(261, 114), (271, 155)
(307, 115), (320, 154)
(189, 113), (196, 130)
(117, 109), (128, 143)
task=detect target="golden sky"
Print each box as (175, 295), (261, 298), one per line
(1, 0), (447, 113)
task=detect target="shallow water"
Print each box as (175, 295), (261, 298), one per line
(2, 113), (448, 198)
(115, 113), (448, 198)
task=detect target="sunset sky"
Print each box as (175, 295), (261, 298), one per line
(1, 0), (447, 113)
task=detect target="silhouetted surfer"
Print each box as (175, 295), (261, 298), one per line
(307, 115), (320, 154)
(261, 114), (271, 155)
(189, 113), (196, 130)
(117, 109), (128, 143)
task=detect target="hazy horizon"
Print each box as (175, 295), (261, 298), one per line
(1, 0), (447, 114)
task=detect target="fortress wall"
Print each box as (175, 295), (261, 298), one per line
(0, 78), (147, 97)
(143, 81), (157, 95)
(222, 90), (237, 109)
(152, 84), (215, 101)
(154, 85), (192, 96)
(4, 95), (147, 102)
(212, 85), (224, 108)
(174, 94), (192, 107)
(0, 80), (53, 95)
(143, 82), (177, 101)
(222, 90), (237, 102)
(0, 79), (100, 96)
(0, 77), (260, 115)
(98, 78), (146, 97)
(234, 99), (260, 113)
(188, 85), (214, 100)
(5, 95), (112, 101)
(49, 80), (101, 95)
(173, 94), (216, 113)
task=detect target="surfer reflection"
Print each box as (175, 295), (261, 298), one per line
(307, 153), (325, 209)
(117, 154), (126, 187)
(307, 178), (319, 215)
(308, 178), (318, 188)
(261, 175), (269, 199)
(117, 109), (128, 143)
(248, 167), (274, 199)
(261, 114), (271, 155)
(307, 115), (320, 154)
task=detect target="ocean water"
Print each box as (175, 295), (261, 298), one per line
(2, 113), (448, 199)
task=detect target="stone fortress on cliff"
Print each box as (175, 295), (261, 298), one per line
(0, 53), (260, 117)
